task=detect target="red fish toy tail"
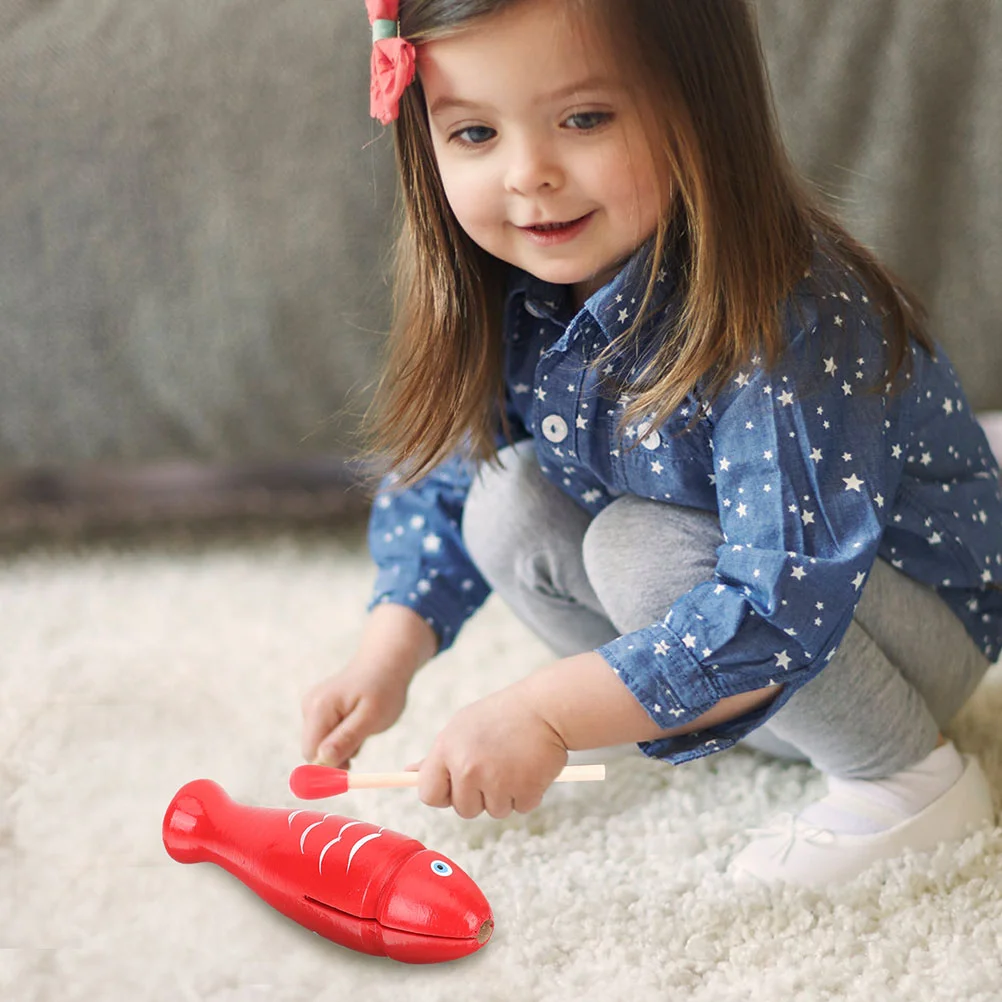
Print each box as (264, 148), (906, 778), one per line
(163, 778), (228, 864)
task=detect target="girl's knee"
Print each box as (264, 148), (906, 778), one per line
(582, 498), (723, 632)
(582, 498), (721, 588)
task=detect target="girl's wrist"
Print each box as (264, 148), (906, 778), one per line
(356, 603), (439, 683)
(518, 651), (669, 750)
(521, 651), (783, 751)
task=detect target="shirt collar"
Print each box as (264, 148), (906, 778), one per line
(505, 270), (573, 326)
(506, 237), (680, 342)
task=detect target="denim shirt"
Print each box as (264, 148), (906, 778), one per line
(368, 245), (1002, 764)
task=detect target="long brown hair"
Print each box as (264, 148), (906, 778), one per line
(365, 0), (933, 485)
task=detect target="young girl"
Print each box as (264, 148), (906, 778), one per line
(301, 0), (1002, 887)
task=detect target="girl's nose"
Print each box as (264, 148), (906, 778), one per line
(503, 138), (563, 195)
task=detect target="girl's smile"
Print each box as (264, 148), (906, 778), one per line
(418, 0), (672, 306)
(518, 211), (596, 246)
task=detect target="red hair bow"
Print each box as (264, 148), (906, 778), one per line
(366, 0), (417, 125)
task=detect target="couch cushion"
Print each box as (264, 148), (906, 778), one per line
(0, 0), (396, 467)
(0, 0), (998, 471)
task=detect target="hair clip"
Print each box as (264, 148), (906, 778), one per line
(366, 0), (417, 125)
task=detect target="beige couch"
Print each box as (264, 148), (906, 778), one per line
(0, 0), (999, 518)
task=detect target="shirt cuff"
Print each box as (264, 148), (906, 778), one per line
(368, 567), (489, 653)
(597, 625), (792, 765)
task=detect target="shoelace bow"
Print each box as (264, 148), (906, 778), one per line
(745, 813), (837, 863)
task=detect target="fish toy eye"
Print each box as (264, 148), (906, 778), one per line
(430, 860), (453, 877)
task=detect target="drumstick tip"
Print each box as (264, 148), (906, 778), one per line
(290, 764), (350, 800)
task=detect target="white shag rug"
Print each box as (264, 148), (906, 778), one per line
(2, 524), (1002, 1002)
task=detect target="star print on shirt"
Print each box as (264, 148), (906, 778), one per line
(368, 248), (1002, 770)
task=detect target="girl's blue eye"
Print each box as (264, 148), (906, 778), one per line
(430, 860), (453, 877)
(451, 126), (496, 146)
(565, 111), (612, 131)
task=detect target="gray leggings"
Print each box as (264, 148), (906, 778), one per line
(462, 442), (991, 779)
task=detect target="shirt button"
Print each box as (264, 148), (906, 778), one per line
(525, 300), (546, 319)
(541, 414), (569, 444)
(637, 423), (661, 450)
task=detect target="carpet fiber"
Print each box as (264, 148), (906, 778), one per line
(2, 525), (1001, 1001)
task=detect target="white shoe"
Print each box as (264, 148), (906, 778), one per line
(730, 754), (996, 889)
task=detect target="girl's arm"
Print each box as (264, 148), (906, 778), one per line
(301, 603), (439, 766)
(413, 650), (781, 819)
(518, 652), (781, 749)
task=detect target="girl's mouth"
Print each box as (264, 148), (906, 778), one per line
(520, 212), (594, 245)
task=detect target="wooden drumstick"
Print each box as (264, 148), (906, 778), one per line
(290, 762), (605, 799)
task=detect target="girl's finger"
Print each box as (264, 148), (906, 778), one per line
(483, 791), (515, 820)
(314, 742), (359, 770)
(316, 723), (365, 769)
(450, 776), (487, 820)
(301, 690), (354, 762)
(301, 711), (342, 763)
(416, 759), (452, 810)
(312, 701), (370, 766)
(513, 789), (545, 815)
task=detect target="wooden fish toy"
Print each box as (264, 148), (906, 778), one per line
(162, 779), (493, 964)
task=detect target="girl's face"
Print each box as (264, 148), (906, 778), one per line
(419, 0), (672, 307)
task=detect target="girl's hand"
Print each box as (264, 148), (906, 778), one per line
(301, 604), (438, 767)
(301, 662), (411, 768)
(414, 685), (569, 819)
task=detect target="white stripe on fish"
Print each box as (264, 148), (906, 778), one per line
(346, 831), (384, 873)
(317, 821), (365, 873)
